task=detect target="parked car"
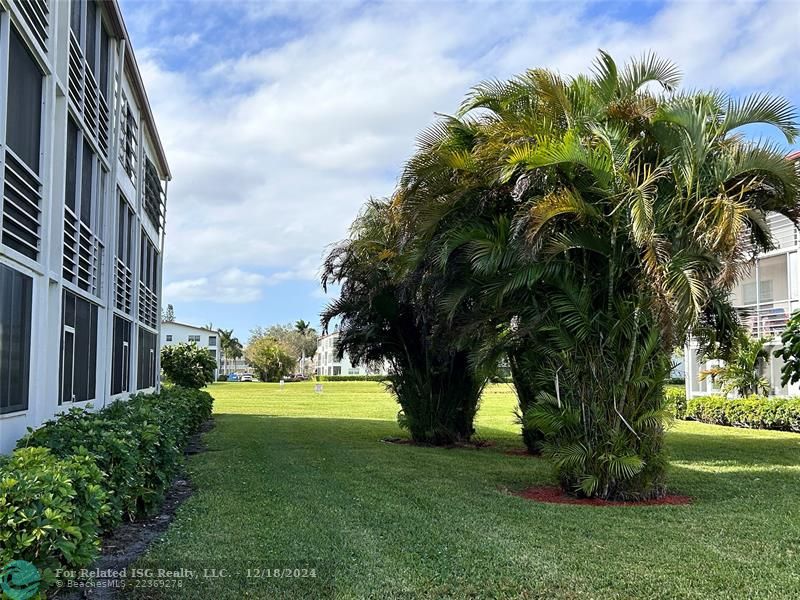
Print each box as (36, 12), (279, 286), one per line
(288, 373), (307, 381)
(227, 373), (239, 382)
(240, 373), (254, 382)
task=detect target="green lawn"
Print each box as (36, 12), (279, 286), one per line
(134, 381), (800, 599)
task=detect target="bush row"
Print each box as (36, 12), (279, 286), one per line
(315, 374), (386, 382)
(664, 387), (687, 420)
(0, 386), (213, 581)
(686, 395), (800, 432)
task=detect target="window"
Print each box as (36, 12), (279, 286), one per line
(70, 0), (83, 39)
(0, 264), (32, 414)
(208, 335), (217, 346)
(111, 316), (131, 395)
(209, 349), (217, 359)
(3, 27), (44, 261)
(119, 94), (138, 185)
(6, 26), (43, 173)
(144, 158), (165, 232)
(188, 335), (201, 343)
(114, 195), (135, 313)
(65, 118), (79, 212)
(165, 334), (173, 342)
(137, 327), (158, 389)
(60, 291), (98, 404)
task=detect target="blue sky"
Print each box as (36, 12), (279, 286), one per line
(118, 0), (800, 341)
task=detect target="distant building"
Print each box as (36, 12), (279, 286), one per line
(315, 330), (389, 376)
(684, 152), (800, 398)
(161, 322), (220, 379)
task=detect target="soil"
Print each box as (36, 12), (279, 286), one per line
(513, 485), (692, 506)
(380, 436), (494, 449)
(56, 420), (215, 599)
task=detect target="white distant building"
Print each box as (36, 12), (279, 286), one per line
(315, 330), (389, 376)
(686, 158), (800, 400)
(161, 322), (220, 379)
(0, 0), (170, 453)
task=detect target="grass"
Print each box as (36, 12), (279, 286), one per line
(133, 381), (800, 599)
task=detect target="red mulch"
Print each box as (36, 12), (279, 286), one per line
(514, 486), (692, 506)
(380, 437), (495, 449)
(504, 448), (541, 457)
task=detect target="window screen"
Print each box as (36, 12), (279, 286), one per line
(0, 264), (32, 414)
(70, 0), (83, 39)
(85, 0), (97, 72)
(65, 118), (79, 212)
(7, 26), (43, 173)
(80, 140), (94, 226)
(60, 290), (98, 403)
(111, 316), (131, 395)
(137, 327), (158, 389)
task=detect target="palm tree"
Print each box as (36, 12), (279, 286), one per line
(700, 331), (771, 397)
(295, 320), (311, 375)
(394, 51), (799, 498)
(219, 329), (243, 376)
(321, 199), (488, 444)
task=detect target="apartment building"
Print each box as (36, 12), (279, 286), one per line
(0, 0), (169, 452)
(686, 155), (800, 398)
(315, 329), (389, 377)
(161, 321), (220, 379)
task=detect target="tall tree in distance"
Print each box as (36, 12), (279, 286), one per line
(161, 303), (176, 323)
(294, 320), (314, 375)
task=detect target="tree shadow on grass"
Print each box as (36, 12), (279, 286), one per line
(666, 426), (800, 466)
(204, 414), (798, 505)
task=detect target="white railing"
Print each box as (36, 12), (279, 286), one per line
(736, 301), (793, 338)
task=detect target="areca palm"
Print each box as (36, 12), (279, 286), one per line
(321, 199), (488, 444)
(395, 51), (798, 498)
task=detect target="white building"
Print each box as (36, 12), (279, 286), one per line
(0, 0), (169, 452)
(160, 322), (221, 379)
(686, 183), (800, 399)
(315, 330), (389, 377)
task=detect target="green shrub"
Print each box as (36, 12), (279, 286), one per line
(664, 387), (687, 420)
(316, 374), (386, 382)
(161, 342), (217, 388)
(0, 447), (108, 577)
(686, 395), (800, 432)
(18, 387), (213, 527)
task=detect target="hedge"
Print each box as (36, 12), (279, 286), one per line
(1, 386), (212, 580)
(664, 387), (687, 420)
(315, 375), (387, 382)
(686, 395), (800, 432)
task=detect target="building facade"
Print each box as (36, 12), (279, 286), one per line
(160, 322), (221, 379)
(315, 330), (389, 377)
(0, 0), (169, 453)
(685, 209), (800, 398)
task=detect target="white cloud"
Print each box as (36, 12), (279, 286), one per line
(131, 0), (800, 308)
(164, 268), (267, 303)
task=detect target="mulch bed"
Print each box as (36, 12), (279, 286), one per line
(513, 485), (692, 507)
(57, 420), (215, 599)
(504, 448), (540, 457)
(380, 436), (495, 449)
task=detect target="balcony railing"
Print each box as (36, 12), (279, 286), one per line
(736, 301), (793, 338)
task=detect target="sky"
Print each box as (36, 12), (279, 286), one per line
(118, 0), (800, 341)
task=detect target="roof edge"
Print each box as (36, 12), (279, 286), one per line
(108, 0), (171, 180)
